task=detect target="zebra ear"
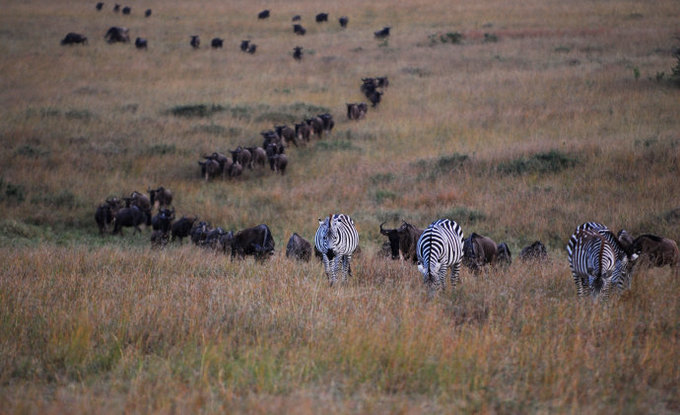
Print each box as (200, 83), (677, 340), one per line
(318, 218), (324, 225)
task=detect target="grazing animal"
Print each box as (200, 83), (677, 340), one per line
(61, 33), (88, 45)
(247, 44), (257, 54)
(365, 89), (382, 107)
(240, 40), (250, 52)
(190, 221), (211, 246)
(519, 241), (548, 262)
(151, 207), (175, 234)
(496, 243), (512, 267)
(171, 216), (197, 243)
(339, 16), (349, 28)
(125, 191), (152, 226)
(286, 233), (312, 262)
(105, 26), (129, 43)
(203, 152), (231, 177)
(275, 125), (297, 147)
(379, 221), (423, 263)
(292, 15), (301, 22)
(211, 38), (223, 48)
(144, 9), (152, 17)
(305, 116), (324, 137)
(135, 37), (147, 49)
(113, 4), (120, 12)
(318, 113), (334, 133)
(96, 2), (103, 11)
(205, 227), (228, 251)
(315, 13), (328, 23)
(376, 76), (389, 88)
(462, 232), (499, 272)
(229, 224), (275, 260)
(113, 205), (148, 235)
(293, 24), (306, 35)
(122, 6), (131, 14)
(293, 46), (303, 61)
(567, 222), (637, 299)
(268, 153), (288, 175)
(198, 159), (220, 181)
(294, 122), (311, 143)
(229, 147), (252, 169)
(258, 9), (270, 19)
(148, 186), (172, 208)
(190, 35), (200, 49)
(374, 26), (391, 39)
(416, 219), (464, 292)
(94, 197), (122, 234)
(228, 161), (243, 178)
(315, 214), (359, 286)
(629, 233), (680, 270)
(346, 103), (367, 120)
(246, 146), (267, 168)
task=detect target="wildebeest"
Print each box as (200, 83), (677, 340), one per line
(293, 46), (303, 61)
(151, 207), (175, 234)
(275, 125), (297, 147)
(293, 24), (306, 36)
(258, 9), (270, 19)
(294, 122), (311, 143)
(346, 103), (367, 120)
(96, 2), (104, 11)
(113, 205), (148, 235)
(171, 216), (197, 243)
(246, 146), (267, 168)
(519, 240), (548, 262)
(339, 16), (349, 28)
(124, 191), (152, 225)
(286, 233), (312, 262)
(462, 232), (499, 272)
(144, 9), (152, 17)
(211, 38), (223, 48)
(202, 152), (231, 177)
(228, 161), (243, 178)
(319, 113), (334, 132)
(496, 242), (512, 267)
(380, 221), (423, 263)
(135, 37), (147, 49)
(190, 35), (200, 49)
(268, 153), (288, 175)
(122, 6), (131, 14)
(374, 27), (391, 39)
(247, 44), (257, 54)
(105, 26), (130, 43)
(190, 221), (211, 246)
(315, 13), (328, 23)
(204, 227), (228, 251)
(228, 224), (275, 260)
(627, 233), (680, 270)
(61, 33), (88, 45)
(113, 3), (120, 12)
(148, 186), (172, 208)
(292, 15), (301, 22)
(305, 116), (324, 137)
(240, 40), (250, 52)
(198, 158), (220, 181)
(229, 147), (252, 169)
(95, 197), (123, 234)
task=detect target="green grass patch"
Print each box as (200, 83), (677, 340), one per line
(168, 104), (227, 118)
(497, 150), (578, 175)
(316, 140), (360, 152)
(413, 153), (470, 179)
(440, 206), (487, 225)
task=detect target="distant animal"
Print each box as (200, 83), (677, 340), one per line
(113, 3), (120, 12)
(365, 89), (382, 107)
(247, 44), (257, 54)
(629, 233), (680, 270)
(198, 158), (220, 180)
(151, 207), (175, 234)
(258, 9), (270, 19)
(292, 15), (301, 22)
(305, 116), (324, 137)
(148, 186), (172, 208)
(286, 233), (312, 262)
(203, 152), (231, 176)
(190, 35), (200, 49)
(105, 26), (130, 43)
(417, 219), (464, 292)
(462, 232), (499, 272)
(275, 125), (297, 147)
(171, 216), (197, 243)
(113, 205), (148, 235)
(294, 122), (311, 143)
(346, 103), (367, 120)
(211, 38), (223, 48)
(293, 46), (303, 61)
(318, 113), (334, 132)
(96, 2), (104, 11)
(229, 147), (252, 169)
(339, 16), (349, 28)
(246, 146), (267, 168)
(240, 40), (250, 51)
(190, 221), (211, 246)
(379, 221), (423, 263)
(496, 242), (512, 267)
(125, 191), (152, 225)
(374, 27), (390, 39)
(315, 13), (328, 23)
(315, 214), (359, 286)
(567, 222), (637, 299)
(268, 153), (288, 175)
(135, 37), (147, 49)
(228, 161), (243, 178)
(94, 197), (122, 234)
(293, 24), (306, 36)
(61, 32), (88, 45)
(144, 9), (152, 17)
(204, 227), (228, 251)
(122, 6), (131, 14)
(228, 224), (275, 260)
(519, 241), (548, 262)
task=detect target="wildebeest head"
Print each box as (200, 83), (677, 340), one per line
(293, 46), (303, 60)
(190, 35), (200, 49)
(240, 40), (250, 51)
(380, 222), (402, 260)
(339, 16), (349, 28)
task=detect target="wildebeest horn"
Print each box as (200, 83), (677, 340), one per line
(379, 221), (388, 235)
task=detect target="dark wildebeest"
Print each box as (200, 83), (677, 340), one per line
(203, 152), (231, 177)
(190, 221), (211, 246)
(292, 15), (301, 22)
(228, 161), (243, 178)
(305, 116), (324, 138)
(95, 197), (123, 234)
(61, 33), (88, 45)
(190, 35), (200, 49)
(204, 227), (228, 251)
(339, 16), (349, 28)
(198, 158), (220, 181)
(293, 24), (306, 36)
(229, 147), (252, 169)
(258, 9), (270, 19)
(519, 241), (548, 262)
(171, 216), (197, 243)
(229, 224), (275, 260)
(247, 44), (257, 54)
(295, 122), (311, 143)
(462, 232), (499, 272)
(240, 40), (250, 52)
(246, 146), (267, 168)
(293, 46), (303, 61)
(315, 13), (328, 23)
(346, 103), (367, 120)
(105, 26), (130, 43)
(149, 186), (172, 208)
(374, 27), (390, 39)
(261, 129), (281, 148)
(151, 207), (175, 234)
(318, 113), (334, 132)
(376, 76), (389, 88)
(113, 3), (120, 12)
(125, 191), (152, 226)
(96, 2), (103, 11)
(211, 38), (223, 48)
(145, 9), (152, 17)
(625, 233), (680, 270)
(379, 221), (423, 263)
(286, 233), (312, 262)
(135, 37), (147, 49)
(275, 125), (297, 147)
(122, 6), (131, 15)
(496, 242), (512, 268)
(268, 153), (288, 175)
(113, 205), (148, 235)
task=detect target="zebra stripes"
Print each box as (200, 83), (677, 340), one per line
(416, 218), (464, 292)
(567, 222), (636, 299)
(315, 213), (359, 286)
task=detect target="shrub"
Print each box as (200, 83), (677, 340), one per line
(316, 141), (360, 152)
(0, 179), (25, 203)
(671, 47), (680, 87)
(413, 152), (469, 179)
(169, 104), (226, 118)
(440, 206), (486, 225)
(497, 150), (578, 175)
(374, 189), (397, 204)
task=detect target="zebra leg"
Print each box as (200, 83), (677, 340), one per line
(322, 253), (332, 282)
(341, 255), (352, 282)
(438, 264), (448, 291)
(600, 278), (612, 302)
(330, 255), (339, 286)
(450, 262), (461, 290)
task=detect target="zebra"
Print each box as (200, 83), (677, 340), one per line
(416, 218), (464, 293)
(315, 214), (359, 286)
(566, 222), (637, 299)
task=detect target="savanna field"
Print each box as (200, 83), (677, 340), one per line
(1, 0), (679, 413)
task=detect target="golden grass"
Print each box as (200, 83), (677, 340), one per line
(1, 0), (680, 412)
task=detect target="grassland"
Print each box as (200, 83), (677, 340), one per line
(1, 0), (679, 413)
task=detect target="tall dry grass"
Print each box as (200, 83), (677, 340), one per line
(1, 0), (679, 412)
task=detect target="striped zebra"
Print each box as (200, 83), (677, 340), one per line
(566, 222), (637, 299)
(416, 218), (464, 292)
(315, 214), (359, 286)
